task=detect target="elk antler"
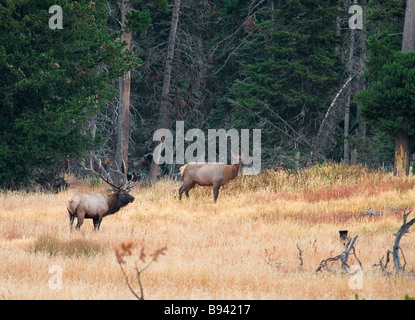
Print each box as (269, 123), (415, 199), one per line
(83, 157), (136, 191)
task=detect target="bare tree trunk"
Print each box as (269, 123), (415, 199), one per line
(343, 11), (357, 164)
(394, 0), (415, 176)
(394, 131), (412, 176)
(115, 0), (132, 182)
(309, 74), (356, 164)
(392, 209), (415, 273)
(158, 0), (181, 128)
(402, 0), (415, 52)
(356, 0), (367, 144)
(149, 0), (181, 185)
(344, 91), (350, 163)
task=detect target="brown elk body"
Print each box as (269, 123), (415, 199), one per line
(67, 158), (136, 231)
(178, 160), (242, 203)
(67, 191), (134, 231)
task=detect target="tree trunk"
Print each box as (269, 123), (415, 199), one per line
(394, 131), (411, 176)
(402, 0), (415, 52)
(158, 0), (181, 128)
(308, 74), (356, 165)
(356, 0), (367, 162)
(344, 91), (350, 163)
(114, 0), (132, 183)
(393, 0), (415, 176)
(149, 0), (181, 185)
(343, 10), (355, 165)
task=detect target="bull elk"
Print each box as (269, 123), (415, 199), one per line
(178, 157), (242, 203)
(67, 158), (136, 231)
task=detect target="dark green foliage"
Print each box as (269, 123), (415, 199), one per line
(363, 0), (405, 80)
(216, 0), (342, 164)
(356, 51), (415, 137)
(127, 9), (152, 36)
(355, 0), (412, 142)
(1, 0), (411, 186)
(404, 293), (415, 300)
(0, 0), (139, 188)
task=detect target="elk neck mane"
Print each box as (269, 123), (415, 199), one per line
(106, 191), (125, 215)
(225, 162), (242, 179)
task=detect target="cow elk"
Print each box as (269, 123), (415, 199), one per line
(67, 158), (136, 231)
(178, 157), (242, 203)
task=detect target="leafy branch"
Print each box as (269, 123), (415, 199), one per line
(115, 242), (167, 300)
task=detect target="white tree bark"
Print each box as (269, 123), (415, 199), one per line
(115, 0), (132, 183)
(149, 0), (181, 185)
(402, 0), (415, 52)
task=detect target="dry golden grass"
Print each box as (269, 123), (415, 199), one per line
(1, 163), (415, 300)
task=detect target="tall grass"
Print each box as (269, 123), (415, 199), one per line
(231, 162), (399, 193)
(0, 163), (414, 299)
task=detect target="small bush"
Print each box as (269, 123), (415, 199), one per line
(32, 236), (105, 258)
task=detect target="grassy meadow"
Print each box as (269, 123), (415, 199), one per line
(1, 163), (415, 300)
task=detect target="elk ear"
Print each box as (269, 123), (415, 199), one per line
(231, 153), (243, 165)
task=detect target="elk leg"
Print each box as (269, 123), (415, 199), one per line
(185, 183), (195, 198)
(68, 209), (75, 231)
(179, 183), (195, 200)
(213, 185), (220, 203)
(75, 214), (85, 230)
(93, 216), (103, 231)
(179, 185), (185, 200)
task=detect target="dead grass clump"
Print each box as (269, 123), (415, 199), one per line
(302, 185), (364, 202)
(382, 177), (415, 194)
(299, 176), (415, 203)
(223, 164), (415, 207)
(287, 211), (360, 225)
(32, 236), (105, 258)
(225, 163), (387, 194)
(1, 221), (27, 240)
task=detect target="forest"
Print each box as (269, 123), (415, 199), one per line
(2, 0), (415, 301)
(1, 0), (415, 189)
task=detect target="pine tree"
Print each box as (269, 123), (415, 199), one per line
(0, 0), (139, 188)
(221, 0), (342, 166)
(355, 0), (415, 176)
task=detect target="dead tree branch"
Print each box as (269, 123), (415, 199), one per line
(375, 208), (415, 275)
(375, 250), (392, 273)
(392, 208), (415, 273)
(316, 235), (361, 274)
(226, 98), (325, 159)
(115, 242), (167, 300)
(297, 244), (303, 272)
(309, 73), (358, 164)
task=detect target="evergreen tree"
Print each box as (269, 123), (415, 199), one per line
(0, 0), (139, 188)
(355, 0), (414, 176)
(357, 52), (415, 174)
(215, 0), (342, 167)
